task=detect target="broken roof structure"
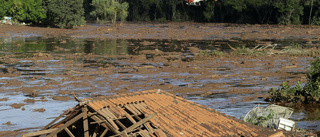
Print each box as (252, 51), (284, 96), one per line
(22, 89), (316, 137)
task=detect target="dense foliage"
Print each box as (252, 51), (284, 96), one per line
(90, 0), (129, 24)
(1, 0), (320, 28)
(268, 57), (320, 104)
(0, 0), (46, 24)
(43, 0), (85, 28)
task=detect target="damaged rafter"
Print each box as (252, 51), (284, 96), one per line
(46, 112), (85, 137)
(118, 113), (155, 135)
(91, 125), (100, 137)
(22, 128), (58, 137)
(64, 128), (75, 137)
(41, 108), (74, 130)
(47, 109), (81, 130)
(82, 106), (89, 137)
(88, 112), (120, 134)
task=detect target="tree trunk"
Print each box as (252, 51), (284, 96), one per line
(309, 0), (314, 25)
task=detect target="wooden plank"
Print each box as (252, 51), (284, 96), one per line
(92, 125), (100, 137)
(83, 107), (89, 137)
(138, 130), (149, 137)
(100, 128), (108, 137)
(115, 119), (127, 130)
(103, 108), (117, 119)
(89, 113), (120, 134)
(120, 113), (155, 135)
(88, 113), (107, 129)
(22, 128), (58, 137)
(101, 108), (117, 119)
(97, 110), (108, 119)
(97, 111), (120, 131)
(89, 115), (111, 131)
(133, 115), (142, 121)
(42, 109), (71, 130)
(125, 113), (137, 124)
(64, 128), (75, 137)
(46, 112), (84, 137)
(49, 110), (80, 129)
(121, 131), (129, 137)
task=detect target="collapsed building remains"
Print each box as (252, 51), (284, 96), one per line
(22, 89), (316, 137)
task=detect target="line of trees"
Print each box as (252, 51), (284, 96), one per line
(1, 0), (320, 28)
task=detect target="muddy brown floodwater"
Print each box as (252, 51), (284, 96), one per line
(1, 23), (320, 136)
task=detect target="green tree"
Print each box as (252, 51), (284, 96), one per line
(225, 0), (247, 12)
(203, 1), (216, 22)
(83, 0), (93, 20)
(246, 0), (275, 24)
(22, 0), (46, 24)
(223, 0), (275, 24)
(224, 0), (250, 23)
(141, 0), (155, 21)
(167, 0), (179, 21)
(0, 0), (8, 19)
(273, 0), (304, 25)
(153, 0), (165, 20)
(304, 0), (320, 25)
(0, 0), (45, 24)
(90, 0), (129, 24)
(44, 0), (85, 28)
(116, 0), (129, 23)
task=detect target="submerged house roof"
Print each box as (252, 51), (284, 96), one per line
(22, 89), (315, 137)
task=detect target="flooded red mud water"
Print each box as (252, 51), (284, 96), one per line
(1, 23), (320, 136)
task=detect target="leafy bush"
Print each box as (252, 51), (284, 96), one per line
(303, 57), (320, 102)
(268, 81), (303, 103)
(268, 57), (320, 103)
(43, 0), (85, 28)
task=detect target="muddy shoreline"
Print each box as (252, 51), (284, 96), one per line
(1, 22), (320, 136)
(1, 22), (320, 41)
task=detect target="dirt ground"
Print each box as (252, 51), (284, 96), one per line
(1, 22), (320, 136)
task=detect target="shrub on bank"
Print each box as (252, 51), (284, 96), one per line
(268, 57), (320, 103)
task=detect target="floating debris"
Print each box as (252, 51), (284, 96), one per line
(243, 104), (295, 131)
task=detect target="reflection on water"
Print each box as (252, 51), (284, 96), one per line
(1, 37), (319, 56)
(0, 37), (320, 133)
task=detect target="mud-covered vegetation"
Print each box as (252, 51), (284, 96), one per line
(268, 57), (320, 104)
(198, 44), (320, 57)
(1, 0), (320, 28)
